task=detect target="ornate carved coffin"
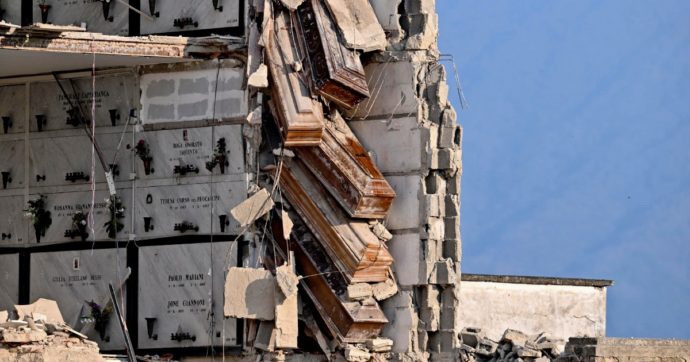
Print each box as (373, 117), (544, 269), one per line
(296, 0), (370, 109)
(266, 6), (325, 146)
(296, 114), (395, 219)
(278, 158), (393, 283)
(270, 219), (388, 342)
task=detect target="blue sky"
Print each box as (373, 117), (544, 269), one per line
(438, 1), (690, 339)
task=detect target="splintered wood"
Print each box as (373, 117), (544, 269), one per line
(278, 158), (393, 283)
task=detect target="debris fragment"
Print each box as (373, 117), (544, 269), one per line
(280, 209), (294, 240)
(323, 0), (387, 52)
(279, 0), (305, 10)
(273, 147), (296, 158)
(248, 63), (269, 88)
(230, 188), (275, 227)
(371, 222), (393, 242)
(276, 264), (300, 298)
(224, 267), (276, 320)
(14, 299), (65, 325)
(344, 344), (371, 362)
(366, 337), (393, 352)
(346, 283), (373, 301)
(371, 277), (398, 301)
(274, 276), (298, 349)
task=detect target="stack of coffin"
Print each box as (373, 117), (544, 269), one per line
(263, 0), (397, 343)
(270, 219), (388, 342)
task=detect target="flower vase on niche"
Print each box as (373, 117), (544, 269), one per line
(131, 140), (154, 175)
(205, 137), (229, 174)
(25, 195), (51, 244)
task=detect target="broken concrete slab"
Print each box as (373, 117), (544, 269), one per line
(230, 188), (275, 228)
(14, 299), (64, 325)
(224, 267), (276, 320)
(323, 0), (387, 52)
(460, 327), (485, 348)
(274, 284), (298, 349)
(502, 328), (528, 347)
(475, 338), (499, 356)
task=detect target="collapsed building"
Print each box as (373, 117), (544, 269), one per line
(0, 1), (688, 361)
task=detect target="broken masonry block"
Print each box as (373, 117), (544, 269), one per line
(14, 299), (64, 325)
(475, 338), (499, 356)
(266, 5), (324, 146)
(372, 277), (398, 301)
(442, 238), (461, 263)
(346, 283), (374, 301)
(425, 217), (445, 241)
(277, 158), (393, 283)
(460, 327), (485, 348)
(515, 345), (542, 358)
(296, 113), (396, 219)
(424, 194), (444, 219)
(502, 328), (529, 347)
(296, 0), (370, 108)
(344, 344), (372, 362)
(366, 337), (394, 352)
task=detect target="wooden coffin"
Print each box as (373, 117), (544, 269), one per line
(278, 158), (393, 283)
(266, 7), (325, 146)
(296, 0), (370, 109)
(270, 219), (388, 342)
(296, 116), (395, 219)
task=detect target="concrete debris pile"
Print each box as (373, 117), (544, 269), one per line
(459, 328), (564, 362)
(0, 299), (105, 362)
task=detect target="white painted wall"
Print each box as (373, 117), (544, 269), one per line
(459, 280), (607, 342)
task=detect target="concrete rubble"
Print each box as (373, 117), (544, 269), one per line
(0, 300), (105, 361)
(459, 327), (565, 362)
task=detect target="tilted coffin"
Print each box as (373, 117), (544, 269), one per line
(266, 7), (325, 146)
(296, 117), (395, 219)
(278, 158), (392, 283)
(296, 0), (370, 109)
(270, 219), (388, 342)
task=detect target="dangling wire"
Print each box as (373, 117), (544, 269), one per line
(439, 54), (469, 110)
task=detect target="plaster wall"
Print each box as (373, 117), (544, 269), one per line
(459, 280), (607, 342)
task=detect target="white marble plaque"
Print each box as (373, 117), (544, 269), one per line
(134, 125), (244, 179)
(0, 254), (19, 311)
(0, 85), (26, 135)
(28, 187), (133, 243)
(30, 249), (128, 350)
(0, 140), (25, 190)
(140, 67), (246, 125)
(138, 242), (238, 349)
(0, 196), (29, 244)
(30, 74), (137, 132)
(139, 0), (240, 35)
(32, 0), (129, 35)
(134, 180), (246, 238)
(29, 133), (133, 188)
